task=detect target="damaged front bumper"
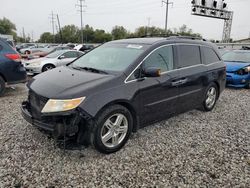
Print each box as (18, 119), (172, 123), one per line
(21, 101), (92, 140)
(21, 101), (56, 132)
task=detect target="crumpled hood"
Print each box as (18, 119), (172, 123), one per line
(225, 61), (250, 72)
(27, 66), (115, 99)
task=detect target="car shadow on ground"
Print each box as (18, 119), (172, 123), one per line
(225, 86), (248, 91)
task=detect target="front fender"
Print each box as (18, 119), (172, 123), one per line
(79, 81), (139, 118)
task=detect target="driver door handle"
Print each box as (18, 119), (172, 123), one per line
(171, 78), (188, 86)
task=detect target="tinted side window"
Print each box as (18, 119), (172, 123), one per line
(63, 51), (78, 58)
(202, 47), (220, 65)
(143, 46), (174, 72)
(178, 45), (201, 68)
(76, 52), (83, 57)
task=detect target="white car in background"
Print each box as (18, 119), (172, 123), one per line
(24, 50), (83, 74)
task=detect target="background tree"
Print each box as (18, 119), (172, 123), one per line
(59, 25), (80, 43)
(173, 24), (202, 38)
(39, 32), (54, 43)
(111, 26), (128, 40)
(37, 24), (202, 44)
(0, 17), (16, 35)
(93, 29), (112, 43)
(133, 26), (171, 37)
(83, 25), (95, 43)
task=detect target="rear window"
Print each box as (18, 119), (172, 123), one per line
(178, 45), (201, 68)
(0, 39), (13, 52)
(202, 47), (220, 65)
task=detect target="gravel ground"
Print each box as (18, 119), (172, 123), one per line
(0, 84), (249, 187)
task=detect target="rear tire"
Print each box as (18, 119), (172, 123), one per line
(42, 64), (55, 72)
(90, 105), (133, 154)
(202, 83), (218, 112)
(0, 76), (6, 97)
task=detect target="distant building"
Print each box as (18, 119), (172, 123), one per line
(234, 38), (250, 43)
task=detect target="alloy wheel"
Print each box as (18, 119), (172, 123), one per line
(205, 87), (217, 109)
(45, 66), (54, 71)
(101, 113), (128, 148)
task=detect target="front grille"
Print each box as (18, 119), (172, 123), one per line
(28, 90), (48, 120)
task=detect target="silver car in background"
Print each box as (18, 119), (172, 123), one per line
(24, 50), (84, 74)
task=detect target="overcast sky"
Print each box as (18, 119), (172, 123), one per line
(0, 0), (249, 41)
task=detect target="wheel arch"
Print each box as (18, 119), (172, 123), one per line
(94, 99), (139, 132)
(42, 63), (56, 72)
(0, 72), (7, 82)
(212, 81), (220, 99)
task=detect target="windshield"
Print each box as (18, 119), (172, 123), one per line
(222, 51), (250, 63)
(72, 43), (146, 72)
(46, 50), (64, 58)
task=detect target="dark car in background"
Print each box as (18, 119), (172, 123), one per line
(21, 37), (226, 154)
(222, 50), (250, 88)
(0, 38), (27, 96)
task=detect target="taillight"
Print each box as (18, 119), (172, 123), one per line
(5, 54), (21, 62)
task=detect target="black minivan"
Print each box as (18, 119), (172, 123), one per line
(21, 37), (226, 153)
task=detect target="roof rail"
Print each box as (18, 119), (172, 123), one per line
(139, 34), (179, 38)
(126, 34), (207, 41)
(167, 36), (206, 41)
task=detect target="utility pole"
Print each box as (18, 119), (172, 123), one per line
(22, 27), (26, 42)
(146, 17), (151, 36)
(49, 11), (56, 43)
(31, 31), (34, 42)
(76, 0), (86, 44)
(162, 0), (173, 33)
(57, 14), (63, 43)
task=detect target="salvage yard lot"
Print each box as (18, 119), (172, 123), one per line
(0, 84), (249, 187)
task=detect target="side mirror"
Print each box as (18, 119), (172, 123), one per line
(59, 55), (65, 59)
(143, 67), (161, 77)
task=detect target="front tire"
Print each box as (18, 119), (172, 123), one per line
(90, 105), (133, 154)
(202, 83), (218, 111)
(245, 81), (250, 89)
(42, 64), (55, 72)
(0, 76), (5, 97)
(25, 50), (30, 55)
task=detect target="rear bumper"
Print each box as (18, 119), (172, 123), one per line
(5, 65), (27, 84)
(21, 101), (55, 132)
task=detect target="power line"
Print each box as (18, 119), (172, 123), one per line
(162, 0), (173, 32)
(76, 0), (87, 43)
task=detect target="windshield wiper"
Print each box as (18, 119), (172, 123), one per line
(72, 66), (108, 74)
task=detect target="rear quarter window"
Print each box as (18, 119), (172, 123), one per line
(177, 45), (201, 68)
(202, 47), (220, 65)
